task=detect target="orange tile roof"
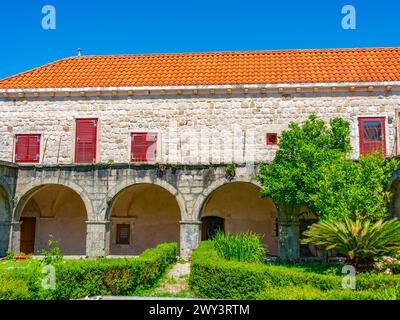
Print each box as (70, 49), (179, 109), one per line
(1, 48), (400, 89)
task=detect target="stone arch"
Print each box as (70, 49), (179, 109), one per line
(14, 181), (90, 255)
(193, 177), (263, 220)
(103, 179), (183, 255)
(389, 177), (400, 218)
(101, 177), (186, 221)
(0, 183), (12, 256)
(195, 178), (279, 255)
(14, 179), (94, 222)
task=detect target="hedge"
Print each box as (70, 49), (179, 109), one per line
(189, 241), (400, 300)
(0, 242), (178, 300)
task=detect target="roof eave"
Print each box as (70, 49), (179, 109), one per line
(1, 81), (399, 97)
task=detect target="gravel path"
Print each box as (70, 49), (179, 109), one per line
(167, 262), (190, 279)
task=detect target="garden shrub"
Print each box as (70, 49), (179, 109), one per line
(302, 218), (400, 270)
(189, 241), (268, 299)
(213, 231), (266, 263)
(190, 241), (400, 300)
(374, 252), (400, 274)
(0, 242), (177, 300)
(0, 278), (31, 300)
(46, 242), (177, 299)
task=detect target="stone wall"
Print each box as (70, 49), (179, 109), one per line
(2, 87), (400, 260)
(0, 89), (399, 165)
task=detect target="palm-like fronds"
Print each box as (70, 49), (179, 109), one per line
(302, 218), (400, 269)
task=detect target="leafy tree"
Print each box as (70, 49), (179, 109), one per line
(257, 115), (351, 216)
(257, 115), (399, 222)
(310, 153), (399, 222)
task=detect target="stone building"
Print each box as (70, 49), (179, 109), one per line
(1, 47), (400, 260)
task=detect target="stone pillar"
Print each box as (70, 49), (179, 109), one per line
(277, 204), (300, 262)
(9, 221), (21, 254)
(0, 221), (11, 256)
(86, 221), (109, 257)
(180, 220), (202, 261)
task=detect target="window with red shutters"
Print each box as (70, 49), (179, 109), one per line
(266, 133), (278, 145)
(75, 118), (98, 163)
(131, 132), (157, 162)
(15, 134), (41, 163)
(358, 117), (386, 156)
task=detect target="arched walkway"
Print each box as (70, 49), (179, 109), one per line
(107, 183), (181, 255)
(16, 184), (88, 255)
(199, 181), (279, 256)
(0, 186), (11, 256)
(391, 179), (400, 219)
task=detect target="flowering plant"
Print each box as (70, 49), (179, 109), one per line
(374, 251), (400, 274)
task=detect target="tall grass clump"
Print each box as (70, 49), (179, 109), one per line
(212, 231), (266, 263)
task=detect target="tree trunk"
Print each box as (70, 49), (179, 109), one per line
(277, 203), (301, 263)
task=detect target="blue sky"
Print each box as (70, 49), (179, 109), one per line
(0, 0), (399, 78)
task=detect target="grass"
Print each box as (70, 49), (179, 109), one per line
(265, 261), (343, 275)
(213, 231), (266, 263)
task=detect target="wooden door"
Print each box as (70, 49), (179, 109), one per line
(20, 217), (36, 254)
(358, 117), (386, 156)
(201, 216), (224, 241)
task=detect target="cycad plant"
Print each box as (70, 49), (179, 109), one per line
(213, 231), (266, 263)
(302, 218), (400, 271)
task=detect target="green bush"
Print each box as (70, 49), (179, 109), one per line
(190, 241), (400, 300)
(189, 241), (268, 299)
(0, 242), (177, 300)
(302, 218), (400, 270)
(46, 242), (177, 299)
(0, 261), (43, 299)
(213, 231), (266, 263)
(374, 252), (400, 274)
(0, 279), (31, 300)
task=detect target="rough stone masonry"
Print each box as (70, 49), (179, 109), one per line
(1, 48), (400, 261)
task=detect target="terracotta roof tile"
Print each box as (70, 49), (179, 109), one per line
(1, 48), (400, 89)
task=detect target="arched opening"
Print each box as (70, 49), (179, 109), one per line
(19, 184), (87, 255)
(108, 183), (181, 255)
(390, 179), (400, 219)
(0, 187), (11, 256)
(200, 182), (279, 256)
(201, 216), (224, 240)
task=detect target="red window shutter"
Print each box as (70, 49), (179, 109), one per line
(131, 133), (145, 161)
(358, 117), (386, 156)
(75, 119), (97, 163)
(146, 133), (158, 161)
(131, 132), (157, 162)
(266, 133), (278, 145)
(15, 134), (40, 163)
